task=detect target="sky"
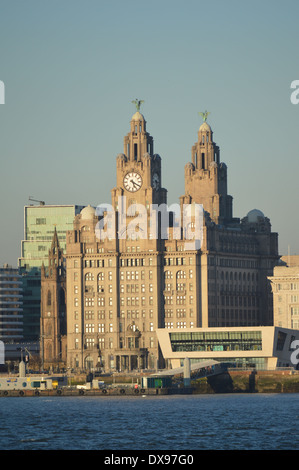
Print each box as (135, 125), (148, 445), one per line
(0, 0), (299, 267)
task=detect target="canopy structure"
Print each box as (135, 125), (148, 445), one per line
(152, 360), (221, 377)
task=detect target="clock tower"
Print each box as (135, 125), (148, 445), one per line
(111, 103), (167, 251)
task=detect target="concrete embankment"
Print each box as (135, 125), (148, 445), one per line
(0, 387), (168, 397)
(2, 370), (299, 397)
(193, 370), (299, 394)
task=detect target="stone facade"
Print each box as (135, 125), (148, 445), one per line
(40, 229), (67, 370)
(269, 256), (299, 329)
(63, 110), (279, 373)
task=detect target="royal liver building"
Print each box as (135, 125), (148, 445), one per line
(60, 104), (279, 372)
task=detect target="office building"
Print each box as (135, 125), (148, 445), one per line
(0, 265), (23, 342)
(156, 326), (299, 370)
(19, 204), (84, 340)
(269, 256), (299, 329)
(63, 107), (279, 372)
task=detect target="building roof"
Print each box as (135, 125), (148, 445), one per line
(80, 205), (96, 220)
(247, 209), (265, 223)
(131, 111), (145, 121)
(199, 122), (212, 132)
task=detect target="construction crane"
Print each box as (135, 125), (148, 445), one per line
(29, 196), (45, 206)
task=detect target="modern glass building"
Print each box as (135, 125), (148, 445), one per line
(156, 326), (299, 370)
(19, 205), (85, 269)
(18, 204), (85, 340)
(0, 265), (23, 342)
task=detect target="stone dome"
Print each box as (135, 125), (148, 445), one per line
(199, 122), (212, 132)
(80, 205), (96, 220)
(247, 209), (265, 223)
(132, 111), (145, 121)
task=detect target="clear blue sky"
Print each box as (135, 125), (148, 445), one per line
(0, 0), (299, 267)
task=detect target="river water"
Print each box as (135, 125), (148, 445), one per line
(0, 393), (298, 450)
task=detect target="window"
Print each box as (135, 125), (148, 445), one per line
(165, 271), (173, 279)
(177, 270), (186, 280)
(276, 331), (287, 351)
(85, 297), (94, 307)
(85, 272), (94, 281)
(86, 338), (95, 348)
(85, 311), (94, 320)
(36, 218), (46, 225)
(85, 324), (94, 333)
(177, 283), (185, 291)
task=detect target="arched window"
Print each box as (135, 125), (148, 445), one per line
(176, 270), (186, 280)
(164, 271), (173, 279)
(85, 272), (94, 281)
(84, 356), (94, 371)
(98, 272), (104, 282)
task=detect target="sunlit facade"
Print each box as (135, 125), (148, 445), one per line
(156, 326), (299, 370)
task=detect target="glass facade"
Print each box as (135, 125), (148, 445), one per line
(181, 357), (267, 369)
(18, 205), (84, 340)
(19, 205), (84, 269)
(0, 267), (23, 341)
(170, 330), (262, 352)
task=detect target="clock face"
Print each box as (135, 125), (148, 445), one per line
(123, 172), (142, 192)
(152, 173), (160, 190)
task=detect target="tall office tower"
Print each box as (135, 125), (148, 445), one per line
(64, 107), (279, 373)
(0, 265), (23, 342)
(18, 204), (84, 340)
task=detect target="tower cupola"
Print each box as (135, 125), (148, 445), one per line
(123, 99), (154, 161)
